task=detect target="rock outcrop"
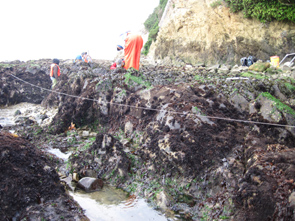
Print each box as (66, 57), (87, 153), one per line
(1, 58), (295, 220)
(0, 60), (52, 105)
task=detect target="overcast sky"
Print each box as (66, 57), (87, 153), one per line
(0, 0), (159, 61)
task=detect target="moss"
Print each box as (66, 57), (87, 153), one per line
(194, 75), (205, 81)
(249, 62), (270, 72)
(30, 64), (41, 68)
(285, 83), (295, 91)
(124, 71), (152, 89)
(241, 72), (268, 80)
(260, 92), (295, 117)
(0, 64), (15, 68)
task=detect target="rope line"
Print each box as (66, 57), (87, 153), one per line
(7, 73), (295, 129)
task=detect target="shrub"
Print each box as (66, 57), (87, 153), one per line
(223, 0), (295, 23)
(143, 0), (169, 55)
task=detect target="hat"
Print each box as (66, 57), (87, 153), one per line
(117, 45), (123, 51)
(53, 58), (60, 65)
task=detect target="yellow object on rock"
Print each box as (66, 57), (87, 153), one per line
(270, 56), (280, 68)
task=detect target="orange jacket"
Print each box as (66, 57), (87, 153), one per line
(50, 64), (61, 78)
(83, 55), (92, 63)
(124, 33), (143, 70)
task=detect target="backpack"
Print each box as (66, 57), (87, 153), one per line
(247, 56), (253, 66)
(240, 57), (248, 66)
(247, 56), (257, 67)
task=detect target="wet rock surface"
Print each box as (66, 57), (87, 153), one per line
(1, 58), (295, 220)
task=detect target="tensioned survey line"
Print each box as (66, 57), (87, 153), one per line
(7, 73), (295, 129)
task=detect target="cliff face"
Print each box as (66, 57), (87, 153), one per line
(149, 0), (295, 65)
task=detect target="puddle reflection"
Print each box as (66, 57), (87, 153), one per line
(70, 186), (169, 221)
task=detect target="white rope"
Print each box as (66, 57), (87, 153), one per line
(7, 73), (295, 129)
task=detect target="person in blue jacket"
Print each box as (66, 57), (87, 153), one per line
(74, 55), (83, 63)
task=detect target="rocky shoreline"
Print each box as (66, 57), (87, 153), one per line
(1, 58), (295, 220)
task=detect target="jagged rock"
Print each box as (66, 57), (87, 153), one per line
(281, 112), (295, 137)
(230, 65), (245, 75)
(60, 176), (75, 191)
(229, 92), (249, 113)
(155, 191), (172, 211)
(124, 121), (133, 135)
(289, 192), (295, 208)
(218, 64), (231, 74)
(272, 84), (287, 101)
(256, 94), (283, 123)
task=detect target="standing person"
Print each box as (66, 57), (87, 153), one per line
(118, 31), (143, 71)
(50, 58), (60, 89)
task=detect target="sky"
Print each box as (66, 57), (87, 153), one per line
(0, 0), (159, 61)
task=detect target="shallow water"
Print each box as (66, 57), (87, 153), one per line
(47, 148), (72, 161)
(71, 188), (169, 221)
(0, 102), (57, 127)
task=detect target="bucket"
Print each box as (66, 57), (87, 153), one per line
(270, 56), (280, 68)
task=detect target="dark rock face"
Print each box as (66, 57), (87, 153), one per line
(0, 60), (52, 106)
(233, 133), (295, 221)
(0, 131), (88, 220)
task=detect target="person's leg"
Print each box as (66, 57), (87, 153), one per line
(50, 77), (57, 89)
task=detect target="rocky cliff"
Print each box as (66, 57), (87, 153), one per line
(149, 0), (295, 65)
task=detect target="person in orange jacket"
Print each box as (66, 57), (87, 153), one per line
(117, 31), (143, 71)
(50, 58), (61, 89)
(82, 52), (93, 63)
(82, 52), (93, 67)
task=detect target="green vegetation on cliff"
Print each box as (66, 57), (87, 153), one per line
(143, 0), (168, 55)
(224, 0), (295, 23)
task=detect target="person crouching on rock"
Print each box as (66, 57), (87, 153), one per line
(82, 52), (93, 68)
(50, 58), (61, 89)
(110, 58), (125, 73)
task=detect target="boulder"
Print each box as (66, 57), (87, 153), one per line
(248, 62), (270, 72)
(77, 177), (103, 192)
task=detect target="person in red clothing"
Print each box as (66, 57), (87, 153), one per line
(110, 58), (125, 73)
(50, 58), (60, 89)
(117, 31), (143, 71)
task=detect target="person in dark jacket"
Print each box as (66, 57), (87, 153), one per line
(50, 58), (61, 89)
